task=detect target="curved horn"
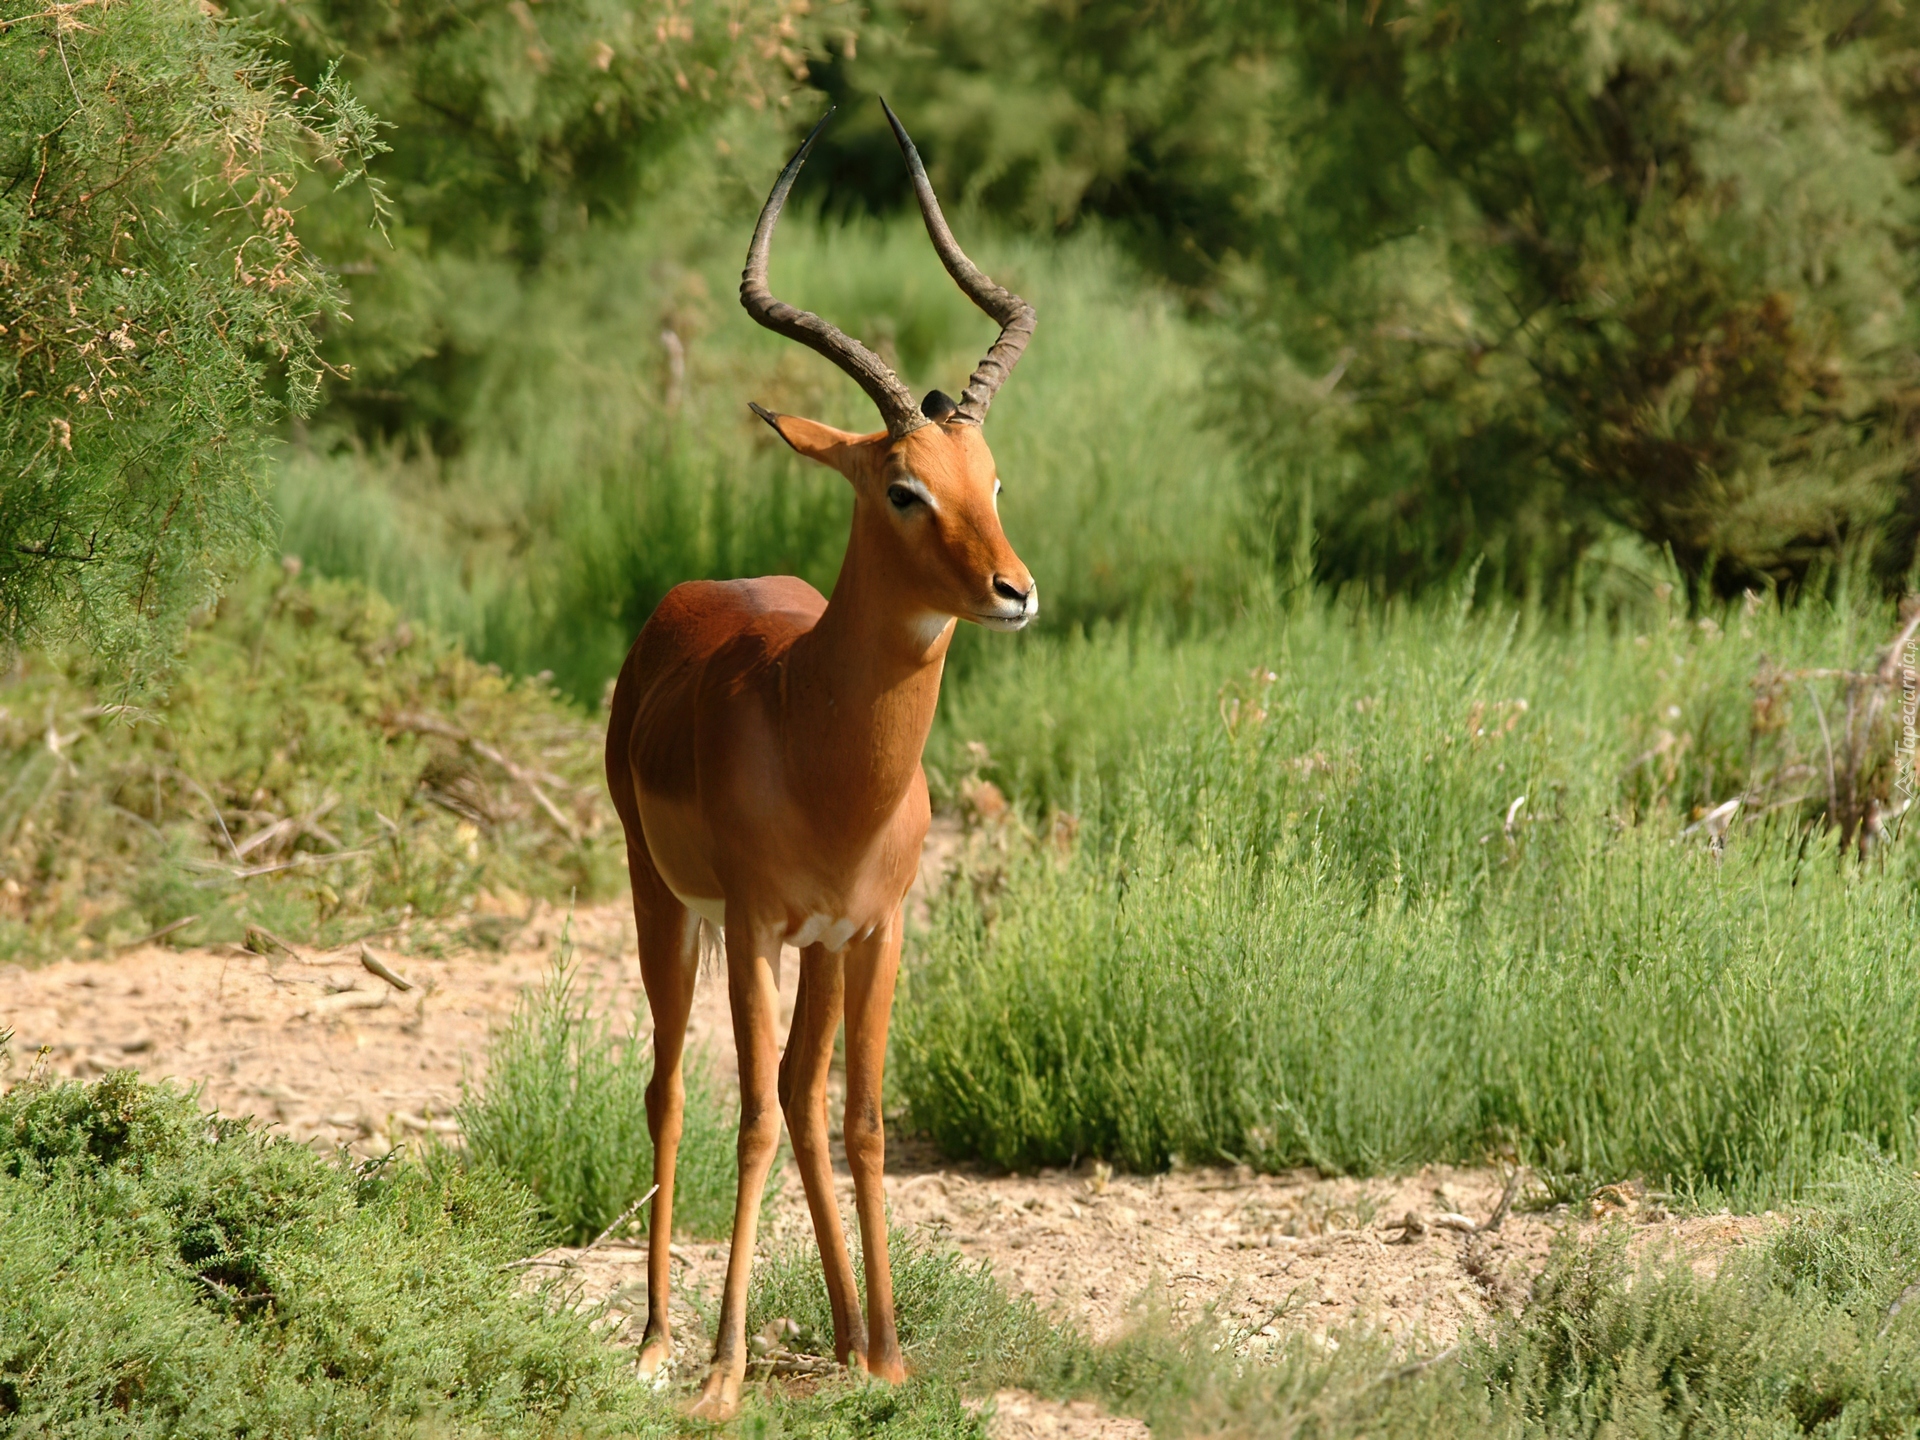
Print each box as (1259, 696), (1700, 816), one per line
(881, 97), (1035, 425)
(742, 108), (927, 438)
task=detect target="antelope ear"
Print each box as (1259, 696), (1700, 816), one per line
(748, 403), (874, 476)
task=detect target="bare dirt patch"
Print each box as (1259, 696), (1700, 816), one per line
(1, 895), (1775, 1367)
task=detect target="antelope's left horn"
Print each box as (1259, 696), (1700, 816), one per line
(741, 108), (929, 439)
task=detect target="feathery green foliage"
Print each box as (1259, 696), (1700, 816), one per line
(905, 584), (1920, 1200)
(0, 0), (382, 685)
(1230, 1), (1920, 601)
(811, 1), (1920, 599)
(231, 0), (844, 445)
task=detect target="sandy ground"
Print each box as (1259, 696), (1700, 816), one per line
(1, 889), (1775, 1432)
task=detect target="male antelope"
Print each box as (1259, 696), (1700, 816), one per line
(604, 102), (1036, 1419)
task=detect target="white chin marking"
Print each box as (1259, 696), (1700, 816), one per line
(911, 613), (955, 650)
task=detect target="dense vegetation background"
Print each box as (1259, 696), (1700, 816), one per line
(16, 0), (1920, 690)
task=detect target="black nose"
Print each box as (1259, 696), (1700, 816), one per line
(991, 575), (1029, 605)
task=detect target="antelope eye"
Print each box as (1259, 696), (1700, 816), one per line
(887, 483), (921, 511)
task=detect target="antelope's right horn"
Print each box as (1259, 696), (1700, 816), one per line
(740, 108), (928, 439)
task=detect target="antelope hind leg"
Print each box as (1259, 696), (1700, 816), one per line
(632, 879), (699, 1377)
(690, 913), (786, 1420)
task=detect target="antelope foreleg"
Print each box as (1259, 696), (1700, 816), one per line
(779, 946), (864, 1363)
(842, 913), (906, 1384)
(633, 892), (697, 1378)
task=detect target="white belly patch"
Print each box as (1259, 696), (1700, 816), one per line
(790, 913), (860, 951)
(667, 895), (866, 953)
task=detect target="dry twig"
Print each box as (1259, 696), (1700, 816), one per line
(503, 1186), (658, 1271)
(1881, 1278), (1920, 1338)
(387, 711), (582, 841)
(358, 943), (414, 992)
(114, 914), (198, 951)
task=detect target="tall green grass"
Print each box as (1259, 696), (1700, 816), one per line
(278, 214), (1254, 703)
(902, 584), (1920, 1202)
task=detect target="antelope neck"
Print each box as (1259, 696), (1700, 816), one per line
(782, 535), (951, 820)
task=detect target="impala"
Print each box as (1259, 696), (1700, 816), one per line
(604, 101), (1036, 1419)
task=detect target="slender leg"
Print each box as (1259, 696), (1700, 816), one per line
(843, 910), (906, 1383)
(691, 912), (787, 1420)
(631, 864), (698, 1378)
(778, 945), (864, 1364)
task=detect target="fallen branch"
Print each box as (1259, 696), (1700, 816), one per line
(233, 794), (341, 861)
(244, 923), (301, 959)
(582, 1186), (658, 1255)
(1454, 1167), (1529, 1305)
(1881, 1278), (1920, 1338)
(179, 771), (241, 863)
(387, 711), (581, 841)
(359, 942), (414, 992)
(1375, 1342), (1461, 1386)
(747, 1348), (840, 1378)
(192, 848), (374, 887)
(114, 914), (199, 951)
(1481, 1166), (1524, 1236)
(503, 1186), (658, 1271)
(293, 989), (388, 1021)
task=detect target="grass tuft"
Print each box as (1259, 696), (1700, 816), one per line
(457, 925), (744, 1245)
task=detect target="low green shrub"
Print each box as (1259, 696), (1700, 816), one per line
(0, 1070), (674, 1438)
(1078, 1159), (1920, 1438)
(747, 1225), (1071, 1390)
(459, 930), (743, 1245)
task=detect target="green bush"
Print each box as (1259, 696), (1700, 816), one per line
(0, 1070), (675, 1437)
(0, 0), (382, 683)
(1224, 1), (1920, 601)
(459, 931), (743, 1245)
(809, 2), (1920, 600)
(1059, 1159), (1920, 1438)
(904, 585), (1920, 1200)
(748, 1225), (1068, 1389)
(230, 0), (836, 446)
(0, 567), (616, 961)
